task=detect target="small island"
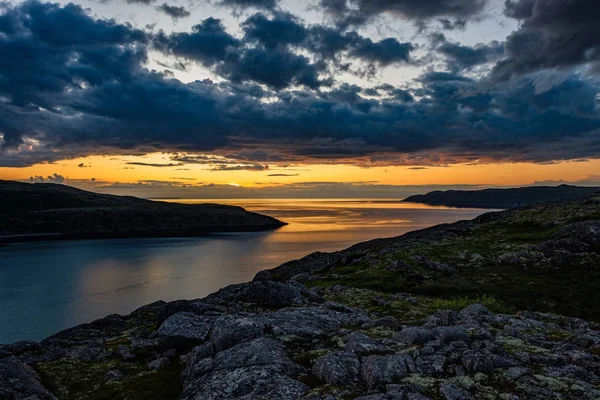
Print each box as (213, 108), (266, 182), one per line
(0, 180), (285, 243)
(403, 184), (600, 209)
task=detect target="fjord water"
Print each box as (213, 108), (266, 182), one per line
(0, 199), (491, 343)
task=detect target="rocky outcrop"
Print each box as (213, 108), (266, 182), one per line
(2, 280), (600, 400)
(0, 355), (57, 400)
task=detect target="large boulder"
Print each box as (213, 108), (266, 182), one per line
(313, 351), (361, 385)
(266, 306), (370, 338)
(361, 354), (413, 388)
(182, 338), (307, 400)
(210, 315), (265, 352)
(203, 281), (322, 309)
(0, 355), (57, 400)
(157, 312), (214, 345)
(395, 327), (435, 346)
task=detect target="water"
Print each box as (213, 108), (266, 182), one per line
(0, 199), (491, 343)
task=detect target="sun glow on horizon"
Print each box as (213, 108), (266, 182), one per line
(0, 151), (599, 199)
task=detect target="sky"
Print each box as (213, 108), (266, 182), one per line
(1, 0), (600, 198)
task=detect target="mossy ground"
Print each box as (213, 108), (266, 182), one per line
(307, 199), (600, 321)
(35, 358), (183, 400)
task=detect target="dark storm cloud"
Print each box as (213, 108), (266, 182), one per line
(156, 3), (190, 20)
(239, 13), (415, 70)
(431, 33), (504, 71)
(493, 0), (600, 79)
(154, 13), (414, 89)
(218, 0), (278, 10)
(1, 1), (600, 168)
(154, 18), (240, 68)
(320, 0), (487, 28)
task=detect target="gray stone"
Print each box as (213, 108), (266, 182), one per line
(104, 369), (124, 383)
(345, 332), (389, 354)
(182, 338), (307, 400)
(439, 382), (474, 400)
(415, 355), (446, 375)
(148, 356), (171, 370)
(182, 365), (309, 400)
(395, 327), (435, 345)
(210, 315), (265, 352)
(457, 304), (491, 321)
(204, 281), (322, 308)
(434, 326), (471, 344)
(313, 351), (361, 385)
(158, 312), (213, 343)
(116, 344), (135, 361)
(266, 307), (370, 338)
(0, 356), (57, 400)
(461, 351), (514, 373)
(361, 354), (412, 388)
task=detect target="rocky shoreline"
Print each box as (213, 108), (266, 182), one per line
(2, 195), (600, 399)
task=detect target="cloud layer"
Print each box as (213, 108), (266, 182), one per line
(0, 0), (599, 169)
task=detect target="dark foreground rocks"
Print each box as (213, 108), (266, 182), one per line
(2, 280), (599, 400)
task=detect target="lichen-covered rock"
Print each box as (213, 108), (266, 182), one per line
(266, 306), (370, 338)
(313, 351), (361, 385)
(210, 315), (265, 352)
(183, 365), (309, 400)
(345, 332), (389, 355)
(439, 382), (473, 400)
(0, 355), (57, 400)
(361, 354), (412, 388)
(157, 312), (214, 344)
(204, 281), (322, 308)
(182, 338), (307, 400)
(415, 355), (447, 375)
(395, 327), (435, 345)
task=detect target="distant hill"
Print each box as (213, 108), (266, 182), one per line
(402, 185), (600, 208)
(0, 180), (285, 242)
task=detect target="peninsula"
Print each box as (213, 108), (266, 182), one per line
(403, 185), (600, 209)
(0, 180), (285, 243)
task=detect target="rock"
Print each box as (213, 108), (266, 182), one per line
(313, 351), (361, 385)
(434, 326), (471, 344)
(361, 354), (412, 388)
(415, 355), (446, 375)
(158, 312), (214, 344)
(116, 344), (135, 361)
(204, 281), (322, 308)
(457, 304), (491, 321)
(439, 382), (474, 400)
(461, 351), (514, 373)
(182, 365), (309, 400)
(363, 316), (401, 330)
(182, 338), (307, 400)
(345, 332), (389, 354)
(104, 369), (124, 383)
(203, 338), (300, 375)
(148, 356), (171, 370)
(395, 327), (435, 345)
(410, 255), (455, 275)
(266, 307), (370, 338)
(210, 315), (265, 352)
(0, 356), (57, 400)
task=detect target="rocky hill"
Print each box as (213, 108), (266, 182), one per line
(1, 195), (600, 399)
(403, 185), (600, 209)
(0, 180), (285, 242)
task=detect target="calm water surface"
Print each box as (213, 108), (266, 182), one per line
(0, 199), (491, 343)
